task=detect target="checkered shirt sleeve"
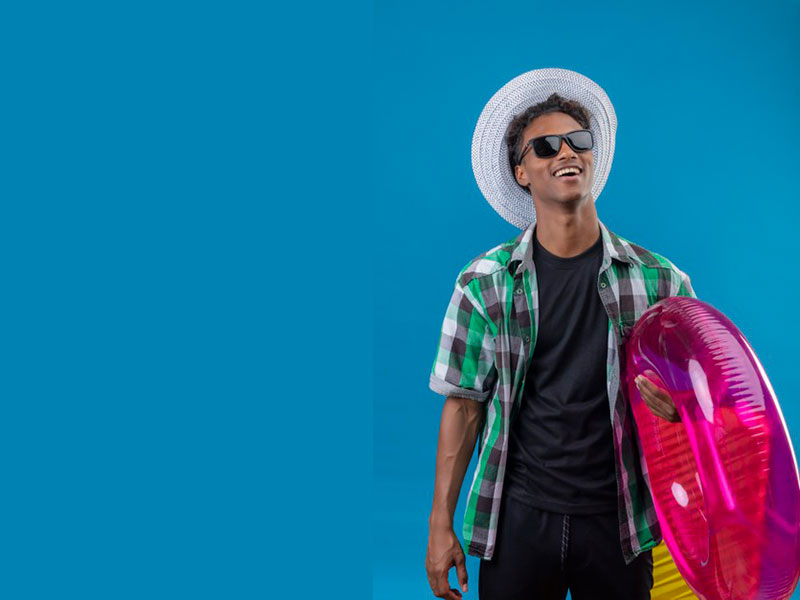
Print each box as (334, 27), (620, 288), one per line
(675, 267), (697, 299)
(429, 278), (498, 402)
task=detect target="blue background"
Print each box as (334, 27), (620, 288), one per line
(2, 2), (371, 598)
(372, 1), (800, 599)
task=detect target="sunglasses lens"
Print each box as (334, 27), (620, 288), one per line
(526, 130), (593, 160)
(567, 130), (593, 152)
(533, 136), (560, 158)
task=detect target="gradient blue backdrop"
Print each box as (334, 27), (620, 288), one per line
(1, 2), (372, 598)
(373, 1), (800, 598)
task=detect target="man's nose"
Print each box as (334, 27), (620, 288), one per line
(555, 137), (577, 159)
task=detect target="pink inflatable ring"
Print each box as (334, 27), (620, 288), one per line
(625, 296), (800, 600)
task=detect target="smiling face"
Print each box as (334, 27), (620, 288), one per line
(513, 111), (595, 210)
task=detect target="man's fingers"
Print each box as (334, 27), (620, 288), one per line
(426, 534), (468, 599)
(637, 375), (665, 395)
(646, 383), (671, 404)
(636, 378), (679, 421)
(442, 577), (461, 599)
(642, 387), (671, 416)
(646, 392), (679, 421)
(642, 369), (662, 384)
(640, 385), (669, 412)
(434, 580), (462, 600)
(430, 564), (463, 599)
(428, 567), (447, 597)
(454, 553), (468, 594)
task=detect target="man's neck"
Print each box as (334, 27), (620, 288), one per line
(534, 210), (601, 259)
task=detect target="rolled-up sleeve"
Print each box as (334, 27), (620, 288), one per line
(429, 278), (498, 402)
(674, 267), (698, 299)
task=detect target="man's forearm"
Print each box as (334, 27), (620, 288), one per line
(429, 396), (485, 530)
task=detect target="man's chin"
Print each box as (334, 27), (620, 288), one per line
(546, 192), (590, 205)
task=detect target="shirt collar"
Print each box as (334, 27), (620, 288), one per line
(507, 219), (642, 277)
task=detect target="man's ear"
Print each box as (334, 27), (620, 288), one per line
(514, 164), (528, 187)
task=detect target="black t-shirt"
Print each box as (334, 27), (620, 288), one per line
(503, 227), (618, 514)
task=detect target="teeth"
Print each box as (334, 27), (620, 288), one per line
(555, 167), (580, 177)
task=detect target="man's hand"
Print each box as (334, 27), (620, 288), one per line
(426, 526), (468, 599)
(635, 370), (681, 423)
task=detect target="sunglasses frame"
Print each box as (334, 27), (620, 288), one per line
(516, 129), (594, 165)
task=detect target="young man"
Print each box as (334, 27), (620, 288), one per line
(425, 69), (698, 600)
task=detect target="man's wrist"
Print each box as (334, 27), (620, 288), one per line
(429, 511), (455, 531)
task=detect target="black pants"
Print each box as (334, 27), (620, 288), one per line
(479, 492), (653, 600)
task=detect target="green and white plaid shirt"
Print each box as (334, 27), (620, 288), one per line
(429, 219), (697, 565)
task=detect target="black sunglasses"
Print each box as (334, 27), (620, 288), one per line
(516, 129), (594, 165)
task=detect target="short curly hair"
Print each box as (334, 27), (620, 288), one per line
(505, 92), (592, 192)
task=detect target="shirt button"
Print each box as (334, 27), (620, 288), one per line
(515, 287), (523, 295)
(523, 335), (530, 342)
(600, 282), (607, 289)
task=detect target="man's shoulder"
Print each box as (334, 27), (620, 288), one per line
(613, 230), (696, 297)
(613, 231), (686, 274)
(455, 232), (521, 287)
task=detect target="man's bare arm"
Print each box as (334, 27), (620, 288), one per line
(426, 396), (485, 599)
(429, 396), (485, 528)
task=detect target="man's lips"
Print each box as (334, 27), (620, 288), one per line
(555, 172), (581, 182)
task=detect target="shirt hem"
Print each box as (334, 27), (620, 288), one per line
(504, 486), (617, 514)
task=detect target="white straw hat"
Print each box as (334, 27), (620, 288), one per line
(471, 68), (617, 229)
